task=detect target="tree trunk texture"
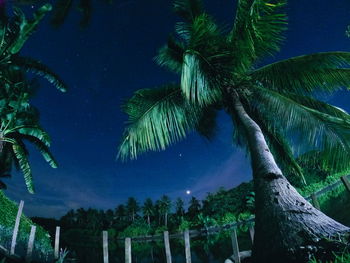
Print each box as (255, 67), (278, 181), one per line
(227, 89), (350, 263)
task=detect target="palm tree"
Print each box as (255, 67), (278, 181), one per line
(159, 195), (171, 227)
(0, 72), (58, 193)
(142, 198), (154, 226)
(187, 196), (201, 220)
(115, 204), (127, 222)
(175, 197), (185, 217)
(0, 6), (66, 193)
(0, 4), (67, 92)
(118, 0), (350, 261)
(126, 197), (139, 222)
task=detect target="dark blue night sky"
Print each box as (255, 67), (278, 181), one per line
(4, 0), (350, 218)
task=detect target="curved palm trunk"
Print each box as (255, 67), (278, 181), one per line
(228, 90), (350, 263)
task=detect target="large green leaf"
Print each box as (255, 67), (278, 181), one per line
(10, 4), (52, 54)
(118, 85), (199, 160)
(12, 143), (34, 193)
(252, 87), (350, 173)
(11, 56), (67, 92)
(22, 135), (58, 168)
(155, 36), (185, 74)
(4, 125), (51, 147)
(181, 52), (222, 105)
(229, 0), (287, 71)
(251, 52), (350, 94)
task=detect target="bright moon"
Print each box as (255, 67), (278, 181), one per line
(186, 190), (191, 195)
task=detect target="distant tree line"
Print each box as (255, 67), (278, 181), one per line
(32, 182), (253, 242)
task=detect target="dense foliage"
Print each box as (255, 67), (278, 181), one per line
(0, 191), (53, 258)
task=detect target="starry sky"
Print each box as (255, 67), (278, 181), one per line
(4, 0), (350, 218)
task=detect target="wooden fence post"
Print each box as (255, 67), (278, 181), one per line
(163, 231), (172, 263)
(231, 227), (240, 263)
(125, 237), (131, 263)
(311, 193), (321, 210)
(11, 200), (24, 255)
(54, 226), (60, 259)
(341, 176), (350, 192)
(184, 229), (191, 263)
(249, 226), (255, 244)
(103, 231), (109, 263)
(25, 225), (36, 263)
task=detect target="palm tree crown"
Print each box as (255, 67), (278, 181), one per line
(118, 0), (350, 184)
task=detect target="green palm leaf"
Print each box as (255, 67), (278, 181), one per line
(11, 56), (67, 92)
(253, 87), (350, 172)
(12, 143), (34, 193)
(4, 125), (51, 147)
(155, 35), (185, 74)
(229, 0), (287, 71)
(181, 52), (222, 105)
(118, 84), (199, 160)
(22, 135), (58, 168)
(10, 4), (52, 54)
(251, 52), (350, 94)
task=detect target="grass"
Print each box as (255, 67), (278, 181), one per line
(0, 190), (53, 261)
(309, 252), (350, 263)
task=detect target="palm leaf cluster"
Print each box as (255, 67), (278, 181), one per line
(0, 71), (58, 193)
(0, 4), (67, 92)
(119, 0), (350, 183)
(0, 6), (65, 193)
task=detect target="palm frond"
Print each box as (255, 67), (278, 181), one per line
(253, 87), (350, 172)
(11, 56), (67, 92)
(181, 52), (222, 105)
(4, 125), (51, 147)
(173, 0), (203, 22)
(118, 84), (199, 161)
(154, 35), (185, 74)
(10, 4), (52, 54)
(229, 0), (287, 71)
(22, 135), (58, 168)
(0, 21), (20, 57)
(251, 52), (350, 94)
(12, 143), (34, 193)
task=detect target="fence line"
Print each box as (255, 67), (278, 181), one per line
(1, 174), (349, 263)
(97, 174), (350, 263)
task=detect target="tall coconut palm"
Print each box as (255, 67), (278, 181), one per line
(159, 195), (171, 227)
(142, 198), (154, 226)
(126, 197), (139, 222)
(118, 0), (350, 261)
(175, 197), (185, 217)
(187, 196), (201, 220)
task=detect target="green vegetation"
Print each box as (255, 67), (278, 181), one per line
(0, 4), (66, 193)
(310, 252), (350, 263)
(0, 191), (53, 257)
(117, 0), (350, 260)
